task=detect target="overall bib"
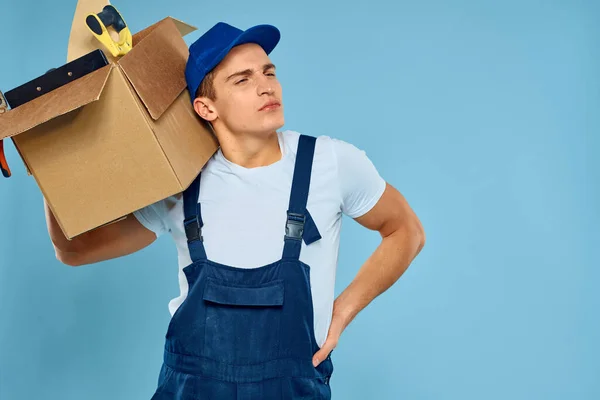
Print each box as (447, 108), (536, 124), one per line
(151, 134), (334, 399)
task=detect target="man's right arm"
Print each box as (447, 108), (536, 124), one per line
(45, 198), (157, 267)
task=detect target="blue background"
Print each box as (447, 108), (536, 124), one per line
(0, 0), (598, 399)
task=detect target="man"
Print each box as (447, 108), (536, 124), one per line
(45, 21), (425, 399)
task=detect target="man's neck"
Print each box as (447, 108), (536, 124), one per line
(216, 129), (282, 169)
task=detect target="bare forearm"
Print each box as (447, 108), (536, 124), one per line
(333, 226), (425, 329)
(311, 184), (426, 366)
(44, 198), (79, 255)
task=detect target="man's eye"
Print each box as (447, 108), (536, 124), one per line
(235, 78), (248, 85)
(266, 72), (276, 76)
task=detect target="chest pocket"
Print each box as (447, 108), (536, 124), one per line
(203, 279), (284, 306)
(202, 278), (285, 364)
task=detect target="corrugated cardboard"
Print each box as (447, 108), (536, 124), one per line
(119, 19), (189, 120)
(0, 0), (218, 239)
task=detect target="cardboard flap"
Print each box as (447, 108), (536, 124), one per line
(132, 16), (197, 46)
(171, 17), (197, 37)
(0, 65), (112, 140)
(119, 18), (189, 120)
(67, 0), (118, 63)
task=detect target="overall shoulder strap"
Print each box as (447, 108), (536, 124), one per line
(182, 172), (207, 262)
(282, 134), (321, 260)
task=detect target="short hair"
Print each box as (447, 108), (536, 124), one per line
(194, 69), (217, 101)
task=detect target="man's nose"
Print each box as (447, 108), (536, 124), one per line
(257, 76), (274, 95)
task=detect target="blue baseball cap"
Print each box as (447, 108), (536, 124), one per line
(185, 22), (281, 104)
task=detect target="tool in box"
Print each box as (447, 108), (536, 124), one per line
(0, 91), (10, 177)
(3, 49), (108, 109)
(0, 49), (109, 178)
(85, 5), (132, 57)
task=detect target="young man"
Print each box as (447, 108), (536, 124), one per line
(45, 22), (425, 399)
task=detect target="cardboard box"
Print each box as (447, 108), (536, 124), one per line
(0, 0), (219, 239)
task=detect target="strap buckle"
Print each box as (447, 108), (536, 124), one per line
(184, 216), (203, 242)
(285, 212), (305, 241)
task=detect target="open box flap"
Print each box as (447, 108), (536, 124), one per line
(132, 16), (197, 46)
(118, 18), (190, 121)
(170, 17), (197, 37)
(0, 65), (112, 141)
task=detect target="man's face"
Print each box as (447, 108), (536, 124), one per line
(194, 43), (284, 137)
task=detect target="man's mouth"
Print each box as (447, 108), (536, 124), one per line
(259, 101), (281, 111)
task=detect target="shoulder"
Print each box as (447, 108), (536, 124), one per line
(136, 193), (182, 220)
(164, 193), (183, 210)
(280, 130), (367, 164)
(279, 130), (343, 159)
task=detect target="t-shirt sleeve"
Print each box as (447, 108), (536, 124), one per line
(132, 198), (169, 238)
(331, 137), (387, 218)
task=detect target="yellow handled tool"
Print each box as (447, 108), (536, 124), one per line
(85, 5), (132, 57)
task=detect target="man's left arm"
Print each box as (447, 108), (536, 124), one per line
(313, 181), (425, 366)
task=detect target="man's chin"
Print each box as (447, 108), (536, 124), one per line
(260, 117), (285, 133)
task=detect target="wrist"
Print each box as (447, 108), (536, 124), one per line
(333, 295), (359, 329)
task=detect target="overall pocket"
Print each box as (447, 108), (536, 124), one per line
(202, 278), (284, 364)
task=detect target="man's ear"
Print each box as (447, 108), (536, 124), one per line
(193, 97), (218, 122)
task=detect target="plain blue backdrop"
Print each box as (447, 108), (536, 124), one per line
(0, 0), (598, 399)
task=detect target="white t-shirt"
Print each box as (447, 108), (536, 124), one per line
(133, 130), (386, 347)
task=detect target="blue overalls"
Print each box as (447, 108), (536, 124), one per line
(151, 134), (334, 399)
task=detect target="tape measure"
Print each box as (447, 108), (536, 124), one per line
(85, 5), (132, 57)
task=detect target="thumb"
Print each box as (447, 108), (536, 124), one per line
(313, 339), (337, 367)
